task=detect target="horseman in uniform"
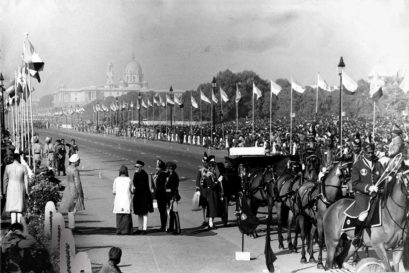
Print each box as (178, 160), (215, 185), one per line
(388, 124), (405, 159)
(344, 141), (384, 247)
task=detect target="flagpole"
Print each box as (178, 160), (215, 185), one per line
(220, 89), (224, 140)
(211, 89), (213, 141)
(236, 84), (239, 132)
(28, 67), (35, 170)
(190, 93), (193, 133)
(268, 83), (273, 143)
(290, 82), (293, 155)
(372, 101), (376, 141)
(200, 91), (202, 139)
(316, 74), (319, 119)
(252, 83), (255, 135)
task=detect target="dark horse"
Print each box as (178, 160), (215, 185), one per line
(323, 156), (409, 271)
(296, 160), (352, 268)
(233, 154), (290, 273)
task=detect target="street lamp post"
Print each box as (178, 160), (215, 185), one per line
(169, 86), (173, 129)
(138, 93), (142, 128)
(0, 73), (5, 134)
(338, 56), (345, 153)
(211, 77), (216, 134)
(116, 97), (119, 127)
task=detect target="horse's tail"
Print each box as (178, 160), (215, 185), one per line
(403, 237), (409, 270)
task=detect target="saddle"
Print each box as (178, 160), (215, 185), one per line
(342, 197), (382, 231)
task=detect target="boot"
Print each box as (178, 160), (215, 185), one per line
(167, 211), (175, 233)
(173, 212), (181, 235)
(351, 220), (364, 247)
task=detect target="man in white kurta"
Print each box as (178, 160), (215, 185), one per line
(3, 154), (29, 224)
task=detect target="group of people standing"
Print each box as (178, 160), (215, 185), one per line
(112, 159), (181, 235)
(40, 137), (78, 175)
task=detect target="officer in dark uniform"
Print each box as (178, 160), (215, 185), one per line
(165, 161), (181, 235)
(152, 159), (168, 231)
(388, 124), (405, 158)
(196, 153), (210, 226)
(351, 133), (362, 163)
(345, 142), (384, 247)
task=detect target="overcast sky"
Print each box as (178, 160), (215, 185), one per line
(1, 0), (408, 96)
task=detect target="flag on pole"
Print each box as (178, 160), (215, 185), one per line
(191, 95), (199, 108)
(220, 87), (229, 102)
(317, 74), (331, 92)
(200, 90), (211, 104)
(159, 95), (165, 107)
(399, 70), (409, 94)
(235, 85), (241, 103)
(270, 80), (281, 96)
(147, 98), (153, 107)
(5, 80), (16, 97)
(174, 94), (182, 105)
(211, 89), (218, 103)
(342, 71), (358, 93)
(23, 36), (44, 83)
(253, 82), (262, 99)
(369, 74), (384, 100)
(136, 100), (140, 110)
(166, 94), (174, 104)
(153, 94), (160, 106)
(142, 99), (148, 109)
(291, 79), (305, 94)
(130, 101), (134, 108)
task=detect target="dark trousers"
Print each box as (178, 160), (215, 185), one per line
(157, 198), (167, 229)
(168, 210), (181, 234)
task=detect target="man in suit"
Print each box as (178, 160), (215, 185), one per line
(166, 161), (181, 235)
(153, 159), (168, 232)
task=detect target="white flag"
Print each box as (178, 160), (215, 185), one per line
(399, 70), (409, 94)
(317, 74), (331, 92)
(200, 90), (211, 104)
(191, 95), (198, 108)
(342, 71), (358, 92)
(291, 79), (305, 94)
(220, 87), (229, 102)
(253, 82), (262, 100)
(166, 94), (174, 105)
(147, 99), (152, 107)
(142, 99), (148, 109)
(174, 94), (183, 105)
(235, 85), (241, 103)
(211, 89), (218, 103)
(270, 80), (281, 96)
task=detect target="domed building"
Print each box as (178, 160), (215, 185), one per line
(52, 55), (150, 107)
(123, 56), (145, 89)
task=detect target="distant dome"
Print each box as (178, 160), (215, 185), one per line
(125, 57), (142, 76)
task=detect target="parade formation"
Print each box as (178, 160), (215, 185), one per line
(2, 1), (409, 273)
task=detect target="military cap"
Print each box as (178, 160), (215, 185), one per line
(135, 160), (145, 167)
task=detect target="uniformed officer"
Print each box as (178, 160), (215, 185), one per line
(165, 162), (181, 235)
(32, 136), (42, 167)
(344, 142), (384, 247)
(388, 124), (405, 158)
(152, 159), (168, 231)
(351, 133), (362, 163)
(196, 153), (210, 226)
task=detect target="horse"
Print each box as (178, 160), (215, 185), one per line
(323, 156), (409, 271)
(234, 154), (290, 272)
(296, 160), (352, 267)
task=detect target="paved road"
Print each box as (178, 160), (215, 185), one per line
(38, 129), (354, 273)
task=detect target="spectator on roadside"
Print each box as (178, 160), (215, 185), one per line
(3, 152), (29, 224)
(113, 165), (134, 235)
(60, 154), (85, 229)
(99, 247), (122, 273)
(132, 160), (153, 234)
